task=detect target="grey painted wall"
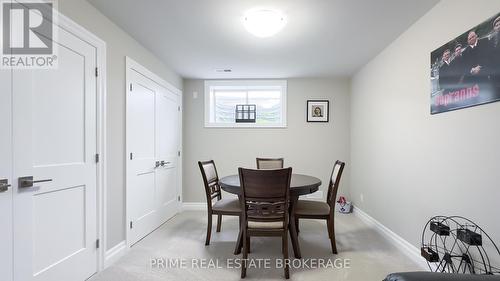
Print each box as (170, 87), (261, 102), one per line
(58, 0), (183, 250)
(183, 78), (351, 203)
(351, 0), (500, 251)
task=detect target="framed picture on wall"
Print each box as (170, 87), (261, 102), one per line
(307, 100), (329, 122)
(430, 12), (500, 114)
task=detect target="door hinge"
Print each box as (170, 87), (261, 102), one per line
(178, 106), (180, 111)
(130, 83), (133, 91)
(130, 221), (133, 229)
(178, 151), (181, 157)
(130, 152), (133, 160)
(96, 239), (100, 249)
(95, 153), (100, 163)
(95, 67), (98, 77)
(178, 196), (181, 201)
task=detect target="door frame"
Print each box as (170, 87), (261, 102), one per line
(54, 13), (107, 271)
(125, 56), (182, 248)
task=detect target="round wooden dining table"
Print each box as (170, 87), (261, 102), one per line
(219, 174), (322, 258)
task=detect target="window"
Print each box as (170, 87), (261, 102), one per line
(204, 80), (287, 128)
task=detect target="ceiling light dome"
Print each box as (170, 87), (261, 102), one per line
(243, 9), (286, 38)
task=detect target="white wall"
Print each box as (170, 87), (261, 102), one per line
(58, 0), (183, 250)
(351, 0), (500, 250)
(183, 78), (351, 203)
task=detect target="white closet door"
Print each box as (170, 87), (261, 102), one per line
(12, 26), (98, 281)
(155, 88), (180, 221)
(0, 61), (13, 281)
(127, 61), (180, 246)
(127, 70), (159, 245)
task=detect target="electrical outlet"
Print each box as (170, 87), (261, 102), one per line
(360, 193), (364, 203)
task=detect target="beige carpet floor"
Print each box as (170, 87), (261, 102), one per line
(89, 211), (422, 281)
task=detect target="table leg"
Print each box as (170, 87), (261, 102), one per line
(234, 215), (243, 254)
(289, 196), (302, 259)
(234, 195), (243, 255)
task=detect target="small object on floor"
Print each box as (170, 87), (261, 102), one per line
(336, 196), (352, 213)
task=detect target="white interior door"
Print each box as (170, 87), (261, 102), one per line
(12, 26), (98, 281)
(155, 87), (180, 220)
(0, 60), (13, 281)
(127, 63), (180, 246)
(128, 70), (158, 245)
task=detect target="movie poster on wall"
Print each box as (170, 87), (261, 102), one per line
(430, 12), (500, 114)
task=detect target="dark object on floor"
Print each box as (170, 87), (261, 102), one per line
(421, 216), (500, 274)
(384, 272), (500, 281)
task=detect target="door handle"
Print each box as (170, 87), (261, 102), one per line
(0, 179), (10, 192)
(155, 161), (172, 168)
(19, 176), (53, 188)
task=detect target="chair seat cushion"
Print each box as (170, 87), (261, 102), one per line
(295, 200), (331, 216)
(212, 198), (241, 213)
(248, 221), (284, 229)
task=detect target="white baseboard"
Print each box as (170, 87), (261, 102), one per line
(353, 206), (427, 270)
(182, 202), (205, 211)
(104, 240), (128, 268)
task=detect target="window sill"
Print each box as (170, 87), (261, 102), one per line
(204, 123), (287, 128)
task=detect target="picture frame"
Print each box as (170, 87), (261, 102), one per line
(430, 12), (500, 114)
(307, 100), (329, 122)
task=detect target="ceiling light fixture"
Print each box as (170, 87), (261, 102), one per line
(243, 9), (286, 38)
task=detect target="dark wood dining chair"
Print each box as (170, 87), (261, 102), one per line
(239, 167), (292, 279)
(256, 157), (284, 169)
(198, 160), (241, 246)
(294, 160), (345, 254)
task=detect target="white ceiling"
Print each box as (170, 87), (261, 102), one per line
(89, 0), (438, 79)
